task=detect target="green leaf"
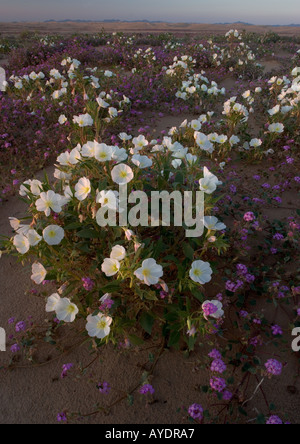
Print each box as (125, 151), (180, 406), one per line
(76, 228), (99, 238)
(139, 312), (155, 335)
(183, 242), (194, 261)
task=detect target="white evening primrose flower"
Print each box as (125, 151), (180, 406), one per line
(13, 234), (30, 254)
(111, 146), (128, 163)
(58, 114), (67, 124)
(96, 190), (119, 211)
(110, 245), (126, 261)
(202, 300), (224, 319)
(19, 179), (42, 197)
(96, 97), (109, 108)
(75, 177), (91, 201)
(189, 260), (213, 285)
(190, 120), (202, 131)
(119, 132), (132, 141)
(199, 176), (217, 194)
(131, 154), (153, 169)
(36, 190), (63, 216)
(250, 138), (262, 148)
(27, 229), (42, 246)
(86, 314), (112, 339)
(94, 143), (112, 162)
(73, 113), (93, 127)
(101, 258), (120, 277)
(268, 122), (284, 133)
(204, 216), (226, 231)
(46, 293), (61, 312)
(55, 298), (79, 323)
(31, 263), (47, 285)
(132, 135), (149, 151)
(43, 225), (65, 246)
(108, 107), (118, 118)
(111, 163), (134, 185)
(81, 141), (97, 158)
(134, 258), (163, 286)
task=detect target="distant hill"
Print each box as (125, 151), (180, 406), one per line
(43, 19), (300, 26)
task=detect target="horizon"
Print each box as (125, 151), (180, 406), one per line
(0, 0), (299, 26)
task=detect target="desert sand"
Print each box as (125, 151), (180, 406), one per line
(1, 21), (300, 37)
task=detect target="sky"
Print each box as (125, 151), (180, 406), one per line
(0, 0), (299, 25)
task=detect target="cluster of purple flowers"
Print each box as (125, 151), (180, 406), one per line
(265, 359), (283, 376)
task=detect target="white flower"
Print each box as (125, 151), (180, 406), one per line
(111, 146), (128, 163)
(132, 135), (149, 151)
(110, 245), (126, 261)
(81, 141), (97, 158)
(204, 216), (226, 231)
(86, 314), (112, 339)
(131, 154), (153, 169)
(96, 190), (119, 211)
(31, 262), (47, 284)
(190, 120), (202, 131)
(75, 177), (91, 201)
(36, 190), (63, 216)
(189, 260), (213, 285)
(250, 138), (262, 148)
(268, 123), (284, 133)
(134, 258), (163, 286)
(43, 225), (65, 246)
(119, 132), (132, 141)
(111, 163), (134, 185)
(94, 143), (112, 162)
(199, 176), (217, 194)
(101, 258), (120, 277)
(19, 179), (42, 197)
(46, 293), (61, 312)
(108, 107), (118, 118)
(202, 300), (224, 319)
(58, 114), (67, 124)
(13, 234), (30, 254)
(73, 113), (93, 127)
(55, 298), (79, 323)
(96, 97), (109, 108)
(27, 229), (42, 246)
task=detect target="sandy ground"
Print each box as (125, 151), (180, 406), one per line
(1, 22), (300, 37)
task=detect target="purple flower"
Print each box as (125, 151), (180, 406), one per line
(271, 325), (283, 336)
(57, 412), (67, 422)
(139, 384), (155, 395)
(188, 403), (203, 421)
(61, 363), (73, 379)
(82, 277), (95, 291)
(237, 264), (248, 275)
(265, 359), (283, 376)
(10, 344), (20, 353)
(98, 381), (111, 394)
(208, 349), (222, 360)
(266, 415), (283, 424)
(202, 303), (218, 317)
(222, 390), (233, 401)
(210, 359), (227, 374)
(243, 212), (255, 222)
(15, 321), (26, 332)
(210, 377), (226, 393)
(273, 233), (284, 241)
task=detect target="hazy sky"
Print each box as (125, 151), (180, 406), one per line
(1, 0), (299, 25)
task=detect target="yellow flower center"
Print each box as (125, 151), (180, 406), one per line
(67, 305), (75, 314)
(120, 171), (128, 178)
(142, 269), (150, 277)
(97, 320), (107, 330)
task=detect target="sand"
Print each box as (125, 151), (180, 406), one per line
(1, 22), (300, 37)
